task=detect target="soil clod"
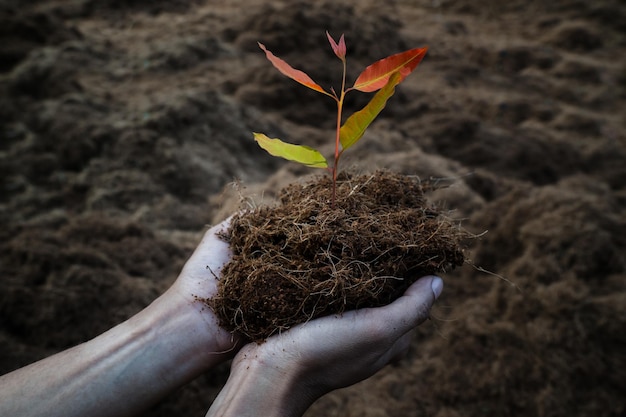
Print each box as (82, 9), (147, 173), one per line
(209, 171), (467, 341)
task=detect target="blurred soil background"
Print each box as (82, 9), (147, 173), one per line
(1, 0), (624, 416)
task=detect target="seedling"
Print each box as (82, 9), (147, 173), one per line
(253, 32), (427, 206)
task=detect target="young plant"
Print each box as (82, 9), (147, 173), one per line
(254, 32), (427, 206)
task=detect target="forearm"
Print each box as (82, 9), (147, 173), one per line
(0, 287), (231, 417)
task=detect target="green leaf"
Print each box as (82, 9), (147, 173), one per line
(254, 133), (328, 168)
(352, 46), (427, 93)
(339, 72), (402, 151)
(258, 43), (328, 95)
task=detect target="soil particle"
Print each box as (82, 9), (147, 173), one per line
(1, 0), (625, 415)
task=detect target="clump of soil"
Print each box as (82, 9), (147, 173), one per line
(209, 171), (468, 341)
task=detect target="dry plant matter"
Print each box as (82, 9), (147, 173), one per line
(209, 171), (468, 341)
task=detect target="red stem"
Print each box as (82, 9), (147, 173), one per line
(331, 59), (347, 209)
(332, 96), (343, 208)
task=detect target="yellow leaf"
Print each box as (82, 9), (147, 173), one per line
(254, 133), (328, 168)
(340, 72), (402, 150)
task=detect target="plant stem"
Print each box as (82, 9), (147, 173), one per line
(332, 97), (343, 208)
(331, 59), (348, 209)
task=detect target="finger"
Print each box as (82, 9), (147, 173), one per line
(377, 275), (442, 334)
(193, 216), (233, 255)
(404, 275), (443, 300)
(203, 216), (233, 244)
(182, 217), (233, 280)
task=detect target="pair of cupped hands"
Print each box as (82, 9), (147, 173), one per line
(178, 218), (444, 416)
(0, 217), (443, 417)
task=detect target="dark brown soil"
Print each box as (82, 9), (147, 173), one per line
(1, 0), (625, 416)
(211, 171), (467, 341)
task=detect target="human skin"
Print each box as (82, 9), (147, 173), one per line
(206, 275), (443, 417)
(0, 218), (443, 417)
(0, 220), (239, 417)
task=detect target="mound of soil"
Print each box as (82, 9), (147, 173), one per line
(2, 0), (625, 416)
(210, 171), (467, 341)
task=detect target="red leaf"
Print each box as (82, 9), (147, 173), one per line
(352, 46), (427, 93)
(326, 31), (346, 60)
(258, 42), (327, 95)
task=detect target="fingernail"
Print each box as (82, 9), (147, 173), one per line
(431, 276), (443, 299)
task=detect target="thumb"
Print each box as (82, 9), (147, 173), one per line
(384, 275), (443, 331)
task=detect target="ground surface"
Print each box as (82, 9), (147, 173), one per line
(1, 0), (625, 416)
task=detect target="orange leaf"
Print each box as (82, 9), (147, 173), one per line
(258, 42), (328, 95)
(352, 46), (427, 93)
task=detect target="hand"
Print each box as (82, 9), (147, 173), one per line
(206, 275), (443, 417)
(166, 216), (242, 360)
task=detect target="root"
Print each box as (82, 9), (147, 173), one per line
(208, 171), (471, 341)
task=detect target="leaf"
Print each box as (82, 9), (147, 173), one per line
(326, 31), (346, 60)
(258, 42), (328, 95)
(339, 72), (402, 151)
(352, 46), (427, 93)
(254, 133), (328, 168)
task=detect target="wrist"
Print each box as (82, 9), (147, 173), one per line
(144, 284), (237, 374)
(206, 346), (318, 417)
